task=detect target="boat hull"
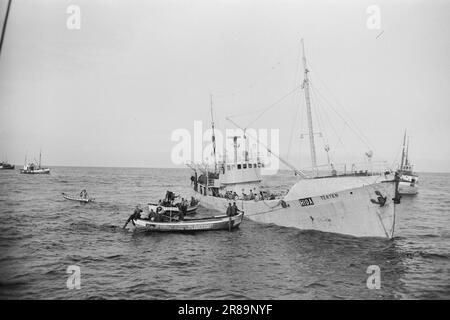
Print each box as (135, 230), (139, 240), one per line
(62, 193), (94, 203)
(191, 176), (397, 238)
(132, 212), (243, 232)
(398, 182), (418, 195)
(20, 169), (50, 174)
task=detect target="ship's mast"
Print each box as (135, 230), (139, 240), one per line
(0, 0), (12, 58)
(301, 39), (317, 174)
(405, 135), (410, 166)
(400, 130), (407, 172)
(39, 149), (42, 169)
(210, 94), (217, 172)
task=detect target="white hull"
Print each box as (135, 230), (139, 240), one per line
(399, 181), (418, 195)
(191, 175), (397, 238)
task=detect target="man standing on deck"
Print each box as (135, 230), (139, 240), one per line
(231, 202), (242, 216)
(226, 203), (233, 217)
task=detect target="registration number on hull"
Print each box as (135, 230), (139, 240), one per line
(299, 197), (314, 207)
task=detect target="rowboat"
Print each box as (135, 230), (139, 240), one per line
(148, 202), (199, 215)
(62, 192), (95, 203)
(131, 212), (244, 232)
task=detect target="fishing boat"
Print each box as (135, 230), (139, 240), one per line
(61, 192), (95, 203)
(0, 162), (14, 170)
(131, 212), (244, 232)
(20, 151), (50, 174)
(187, 39), (401, 239)
(397, 131), (419, 195)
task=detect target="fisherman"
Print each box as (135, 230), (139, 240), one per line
(179, 198), (187, 221)
(249, 189), (255, 200)
(122, 205), (143, 229)
(79, 189), (88, 199)
(190, 196), (197, 207)
(231, 202), (242, 216)
(226, 203), (233, 217)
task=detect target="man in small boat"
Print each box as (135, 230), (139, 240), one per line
(190, 196), (197, 207)
(226, 203), (233, 217)
(123, 205), (143, 229)
(79, 189), (88, 199)
(231, 202), (243, 216)
(178, 198), (188, 221)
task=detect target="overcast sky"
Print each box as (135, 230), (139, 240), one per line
(0, 0), (449, 172)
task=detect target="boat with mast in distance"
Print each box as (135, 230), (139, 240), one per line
(0, 154), (14, 170)
(0, 161), (14, 170)
(20, 151), (50, 174)
(188, 39), (401, 239)
(397, 131), (418, 195)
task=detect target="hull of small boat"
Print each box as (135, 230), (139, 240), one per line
(0, 165), (15, 170)
(131, 212), (243, 232)
(191, 175), (398, 239)
(62, 193), (94, 203)
(20, 168), (50, 174)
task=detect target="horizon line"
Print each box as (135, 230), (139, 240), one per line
(4, 163), (449, 174)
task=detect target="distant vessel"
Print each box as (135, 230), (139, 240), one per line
(397, 131), (418, 195)
(62, 192), (95, 203)
(187, 39), (401, 239)
(20, 151), (50, 174)
(0, 161), (14, 170)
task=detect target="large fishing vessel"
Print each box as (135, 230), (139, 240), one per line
(20, 151), (50, 174)
(187, 39), (401, 239)
(397, 131), (419, 195)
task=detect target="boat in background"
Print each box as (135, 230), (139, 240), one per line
(0, 162), (14, 170)
(398, 131), (419, 195)
(20, 151), (50, 174)
(62, 192), (95, 203)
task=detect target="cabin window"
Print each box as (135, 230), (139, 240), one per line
(261, 163), (265, 168)
(254, 163), (257, 168)
(237, 164), (241, 169)
(258, 163), (261, 168)
(227, 165), (230, 171)
(243, 164), (247, 169)
(249, 164), (252, 168)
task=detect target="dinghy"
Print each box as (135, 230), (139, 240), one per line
(62, 192), (95, 203)
(131, 212), (244, 232)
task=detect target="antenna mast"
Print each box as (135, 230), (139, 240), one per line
(301, 39), (318, 174)
(400, 130), (407, 171)
(210, 94), (217, 172)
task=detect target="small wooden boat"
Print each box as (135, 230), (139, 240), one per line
(148, 202), (199, 215)
(62, 192), (95, 203)
(131, 212), (244, 232)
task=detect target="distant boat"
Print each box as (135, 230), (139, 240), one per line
(62, 192), (95, 203)
(0, 162), (14, 170)
(20, 151), (50, 174)
(397, 131), (418, 195)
